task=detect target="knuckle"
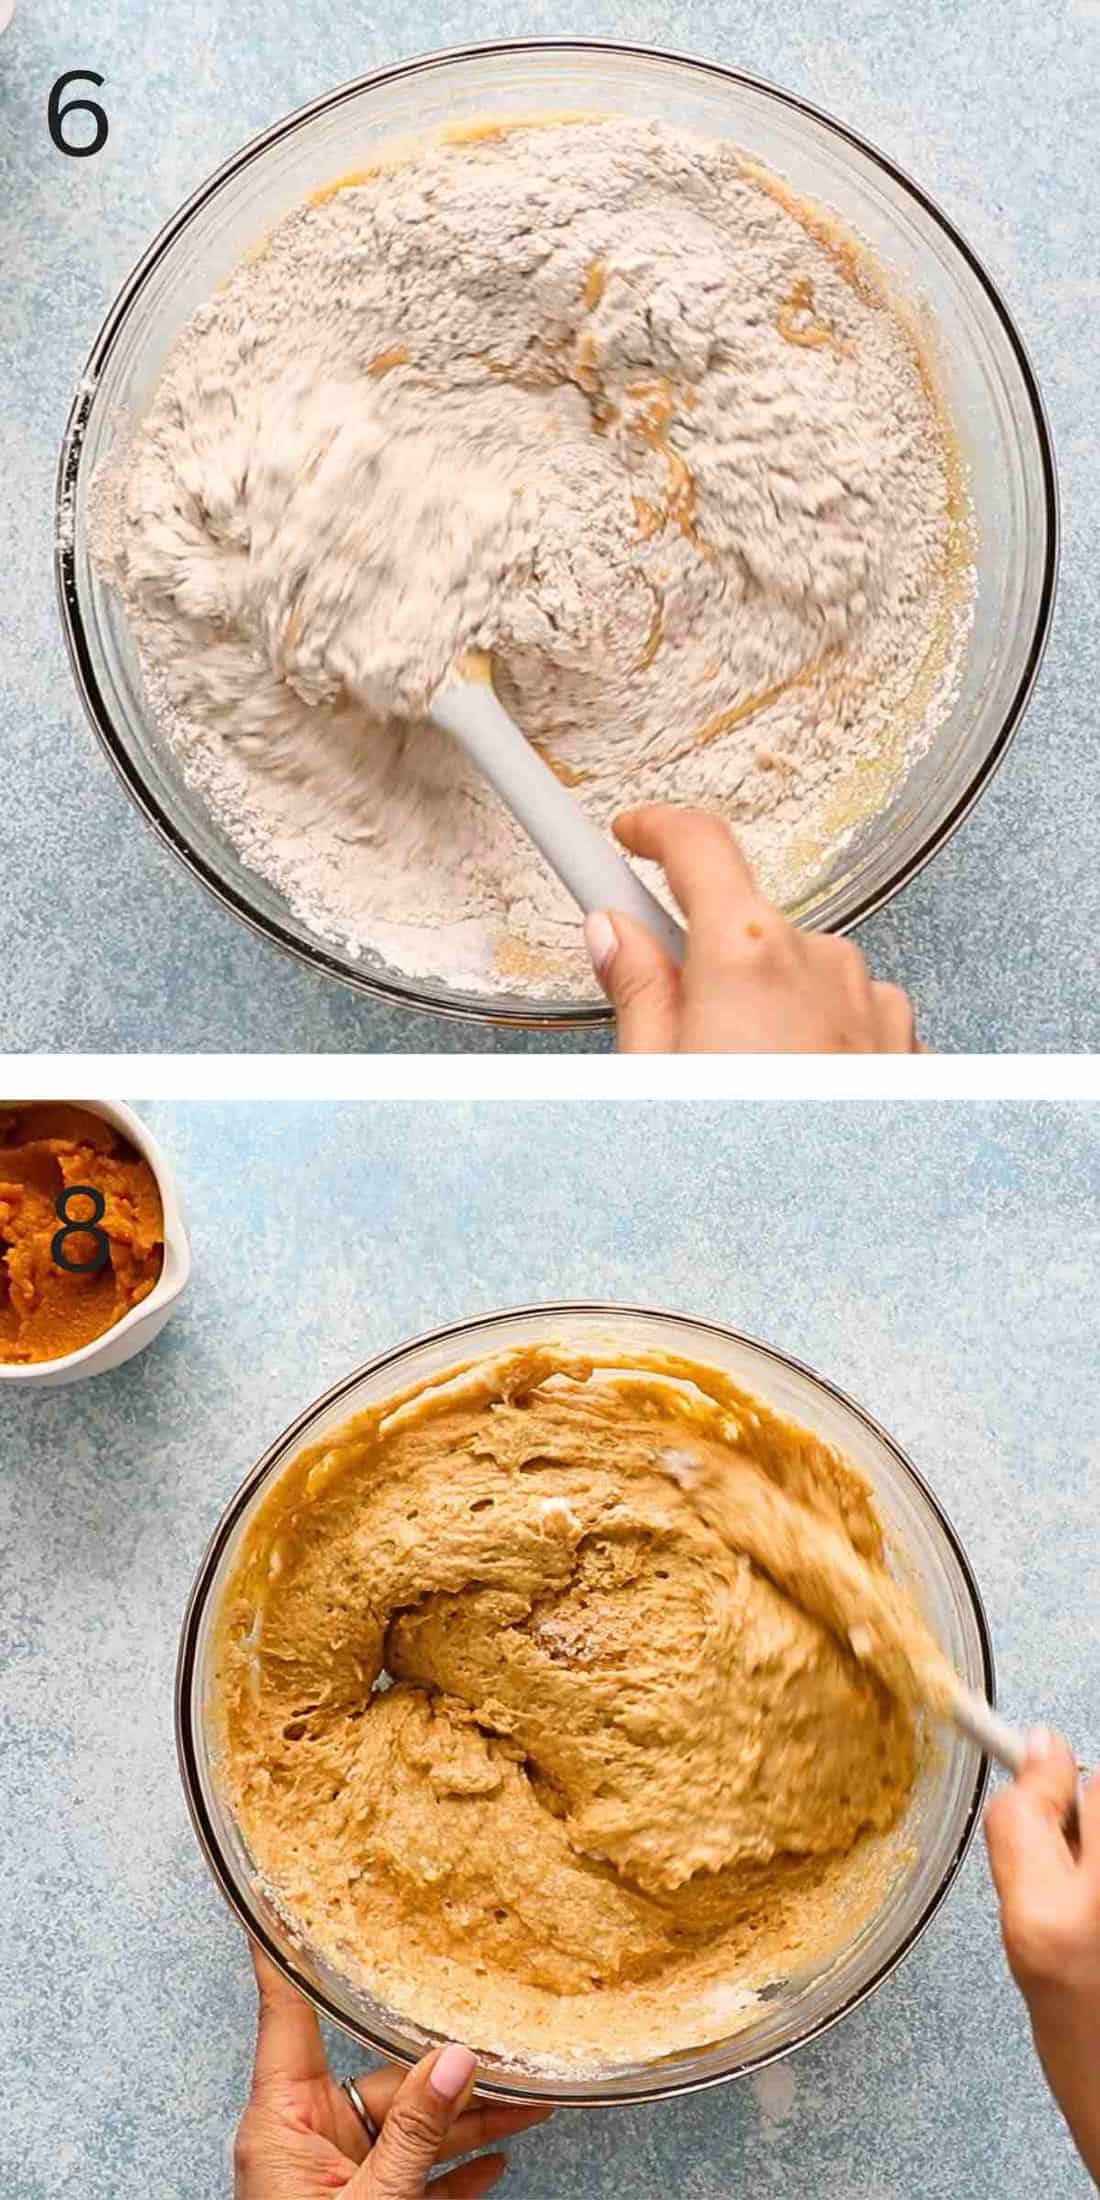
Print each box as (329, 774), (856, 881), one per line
(673, 804), (726, 836)
(369, 2165), (409, 2200)
(232, 2121), (261, 2178)
(672, 808), (741, 862)
(614, 963), (677, 1013)
(874, 980), (916, 1037)
(714, 898), (790, 969)
(811, 937), (876, 1039)
(739, 888), (783, 932)
(385, 2095), (447, 2156)
(740, 894), (787, 939)
(828, 937), (871, 989)
(369, 2170), (410, 2200)
(1005, 1909), (1076, 1986)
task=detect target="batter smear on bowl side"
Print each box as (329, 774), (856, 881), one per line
(211, 1344), (959, 2072)
(95, 117), (972, 998)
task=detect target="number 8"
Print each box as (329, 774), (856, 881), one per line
(51, 1184), (110, 1275)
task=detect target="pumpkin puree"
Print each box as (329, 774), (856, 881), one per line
(0, 1104), (163, 1365)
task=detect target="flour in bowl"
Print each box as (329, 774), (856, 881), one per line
(93, 115), (972, 998)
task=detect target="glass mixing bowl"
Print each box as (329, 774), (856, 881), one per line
(56, 41), (1056, 1032)
(176, 1303), (992, 2104)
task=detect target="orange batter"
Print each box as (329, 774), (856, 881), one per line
(212, 1343), (944, 2070)
(0, 1104), (163, 1365)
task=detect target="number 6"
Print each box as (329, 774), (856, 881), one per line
(48, 71), (109, 159)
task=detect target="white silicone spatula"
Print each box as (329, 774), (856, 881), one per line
(949, 1687), (1028, 1776)
(431, 654), (686, 965)
(947, 1685), (1081, 1837)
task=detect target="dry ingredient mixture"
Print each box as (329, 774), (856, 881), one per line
(212, 1343), (958, 2070)
(0, 1104), (163, 1364)
(96, 116), (971, 999)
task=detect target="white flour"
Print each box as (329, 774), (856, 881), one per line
(94, 116), (970, 998)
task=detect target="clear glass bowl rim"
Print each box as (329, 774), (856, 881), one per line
(55, 38), (1058, 1034)
(174, 1297), (994, 2104)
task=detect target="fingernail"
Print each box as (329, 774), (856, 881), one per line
(584, 910), (617, 979)
(430, 2044), (477, 2101)
(1027, 1727), (1056, 1761)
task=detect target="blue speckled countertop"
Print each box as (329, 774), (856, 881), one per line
(3, 1099), (1097, 2196)
(2, 3), (1098, 1052)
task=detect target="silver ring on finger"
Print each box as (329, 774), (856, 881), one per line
(341, 2076), (381, 2146)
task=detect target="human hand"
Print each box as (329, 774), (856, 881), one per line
(583, 806), (918, 1054)
(234, 1941), (550, 2199)
(985, 1728), (1100, 2183)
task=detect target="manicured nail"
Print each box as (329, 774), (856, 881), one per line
(584, 910), (617, 979)
(431, 2044), (477, 2101)
(1026, 1726), (1056, 1761)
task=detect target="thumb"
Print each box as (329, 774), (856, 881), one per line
(986, 1728), (1079, 1904)
(584, 910), (681, 1052)
(351, 2045), (477, 2198)
(248, 1938), (327, 2090)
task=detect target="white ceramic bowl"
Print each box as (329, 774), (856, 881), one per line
(0, 1100), (191, 1390)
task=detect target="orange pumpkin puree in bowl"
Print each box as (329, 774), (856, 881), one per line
(0, 1104), (164, 1366)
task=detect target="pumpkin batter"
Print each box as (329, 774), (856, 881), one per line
(213, 1343), (957, 2070)
(0, 1104), (163, 1365)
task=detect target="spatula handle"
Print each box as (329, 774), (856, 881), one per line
(950, 1689), (1027, 1776)
(433, 677), (686, 967)
(951, 1690), (1082, 1840)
